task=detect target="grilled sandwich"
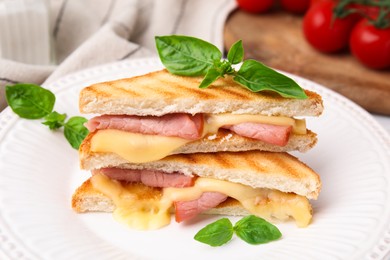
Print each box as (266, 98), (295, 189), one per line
(80, 69), (323, 165)
(72, 68), (323, 230)
(72, 151), (321, 230)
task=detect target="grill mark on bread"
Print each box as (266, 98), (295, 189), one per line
(83, 86), (112, 98)
(91, 82), (142, 98)
(129, 75), (191, 98)
(106, 80), (144, 97)
(111, 84), (143, 97)
(267, 153), (300, 178)
(170, 153), (200, 165)
(157, 71), (220, 99)
(211, 87), (252, 100)
(147, 84), (177, 98)
(242, 152), (269, 172)
(212, 153), (235, 168)
(113, 79), (145, 96)
(160, 79), (217, 100)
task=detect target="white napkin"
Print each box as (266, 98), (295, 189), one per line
(0, 0), (236, 110)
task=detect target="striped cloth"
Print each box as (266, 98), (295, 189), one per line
(0, 0), (236, 110)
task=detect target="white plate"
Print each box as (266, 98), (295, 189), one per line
(1, 58), (390, 260)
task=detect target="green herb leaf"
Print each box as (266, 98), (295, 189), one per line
(227, 40), (244, 65)
(199, 68), (224, 89)
(155, 36), (308, 99)
(234, 60), (308, 99)
(5, 83), (55, 119)
(42, 111), (67, 130)
(194, 218), (234, 247)
(234, 215), (282, 245)
(64, 116), (89, 149)
(155, 35), (222, 76)
(5, 83), (89, 150)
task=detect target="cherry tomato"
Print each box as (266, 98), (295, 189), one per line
(350, 19), (390, 69)
(280, 0), (310, 14)
(309, 0), (335, 8)
(303, 1), (360, 53)
(236, 0), (274, 13)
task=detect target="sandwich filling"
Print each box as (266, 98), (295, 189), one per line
(86, 113), (307, 163)
(90, 168), (312, 230)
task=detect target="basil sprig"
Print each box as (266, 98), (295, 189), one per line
(194, 215), (282, 247)
(155, 35), (307, 99)
(5, 84), (89, 149)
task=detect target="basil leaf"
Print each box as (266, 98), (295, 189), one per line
(194, 218), (234, 247)
(199, 68), (223, 89)
(227, 40), (244, 65)
(155, 35), (222, 76)
(234, 60), (308, 99)
(5, 83), (55, 119)
(64, 116), (89, 149)
(234, 215), (282, 245)
(42, 111), (67, 130)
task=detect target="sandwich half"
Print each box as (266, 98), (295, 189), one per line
(80, 69), (323, 164)
(72, 151), (321, 230)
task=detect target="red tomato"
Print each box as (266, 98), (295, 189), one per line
(303, 1), (360, 53)
(280, 0), (310, 14)
(350, 19), (390, 69)
(236, 0), (274, 13)
(309, 0), (335, 8)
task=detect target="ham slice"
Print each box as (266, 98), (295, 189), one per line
(224, 123), (292, 146)
(86, 113), (293, 146)
(93, 168), (194, 188)
(85, 113), (203, 140)
(174, 192), (228, 222)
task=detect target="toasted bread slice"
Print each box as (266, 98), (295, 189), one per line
(79, 150), (320, 200)
(79, 69), (323, 117)
(72, 177), (313, 227)
(72, 179), (249, 215)
(80, 128), (318, 169)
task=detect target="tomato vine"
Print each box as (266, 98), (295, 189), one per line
(334, 0), (390, 28)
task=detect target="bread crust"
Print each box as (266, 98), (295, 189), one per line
(79, 69), (324, 117)
(79, 148), (321, 200)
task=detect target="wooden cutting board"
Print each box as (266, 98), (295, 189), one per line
(224, 10), (390, 115)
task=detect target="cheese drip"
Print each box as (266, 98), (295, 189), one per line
(90, 114), (307, 163)
(91, 174), (312, 230)
(91, 173), (171, 230)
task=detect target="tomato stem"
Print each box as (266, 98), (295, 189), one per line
(373, 6), (390, 28)
(333, 0), (390, 29)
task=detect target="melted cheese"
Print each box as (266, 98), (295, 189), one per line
(91, 174), (312, 230)
(91, 174), (172, 230)
(90, 114), (306, 163)
(91, 130), (191, 163)
(205, 114), (306, 135)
